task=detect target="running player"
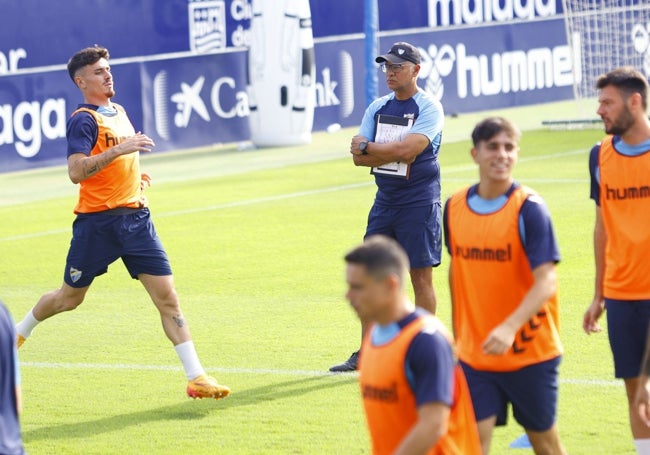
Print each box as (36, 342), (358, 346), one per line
(14, 46), (230, 400)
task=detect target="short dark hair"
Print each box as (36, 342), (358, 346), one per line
(596, 66), (649, 110)
(344, 235), (409, 284)
(471, 117), (521, 147)
(67, 46), (110, 82)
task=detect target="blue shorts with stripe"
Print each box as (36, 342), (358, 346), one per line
(460, 356), (561, 432)
(364, 203), (442, 269)
(63, 208), (172, 288)
(605, 299), (650, 378)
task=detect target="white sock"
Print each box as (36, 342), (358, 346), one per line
(15, 309), (40, 338)
(634, 439), (650, 455)
(174, 341), (205, 380)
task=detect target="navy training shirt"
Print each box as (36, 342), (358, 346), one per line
(359, 89), (444, 208)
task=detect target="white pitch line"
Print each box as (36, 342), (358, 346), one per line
(517, 148), (588, 163)
(21, 361), (350, 378)
(0, 182), (373, 242)
(20, 361), (620, 385)
(0, 148), (590, 243)
(158, 181), (372, 218)
(560, 378), (621, 387)
(444, 178), (589, 183)
(1, 228), (69, 242)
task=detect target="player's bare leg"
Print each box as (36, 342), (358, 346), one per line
(476, 416), (497, 455)
(139, 273), (230, 399)
(139, 273), (191, 345)
(526, 424), (567, 455)
(330, 268), (438, 372)
(16, 283), (89, 347)
(625, 377), (650, 440)
(33, 284), (89, 320)
(410, 267), (437, 314)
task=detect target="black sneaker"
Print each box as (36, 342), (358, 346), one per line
(329, 350), (359, 372)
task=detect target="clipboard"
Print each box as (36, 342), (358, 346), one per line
(371, 114), (413, 179)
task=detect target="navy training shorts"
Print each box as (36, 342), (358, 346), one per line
(605, 299), (650, 378)
(364, 203), (442, 269)
(63, 208), (172, 288)
(460, 356), (561, 432)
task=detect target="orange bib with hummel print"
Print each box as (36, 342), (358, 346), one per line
(599, 136), (650, 299)
(359, 315), (481, 455)
(71, 104), (147, 214)
(447, 185), (562, 371)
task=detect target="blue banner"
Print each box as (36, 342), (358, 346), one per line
(0, 0), (577, 173)
(140, 52), (249, 150)
(0, 0), (251, 70)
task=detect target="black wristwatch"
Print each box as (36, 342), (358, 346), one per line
(359, 141), (368, 155)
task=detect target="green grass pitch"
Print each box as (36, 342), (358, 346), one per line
(0, 101), (635, 454)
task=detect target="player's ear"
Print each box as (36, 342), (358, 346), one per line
(385, 273), (401, 292)
(470, 146), (479, 162)
(629, 92), (644, 112)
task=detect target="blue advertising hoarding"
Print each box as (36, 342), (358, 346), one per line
(140, 52), (249, 151)
(0, 0), (573, 173)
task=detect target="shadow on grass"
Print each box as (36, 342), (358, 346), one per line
(23, 374), (357, 442)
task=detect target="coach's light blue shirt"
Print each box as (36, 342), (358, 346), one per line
(359, 89), (444, 208)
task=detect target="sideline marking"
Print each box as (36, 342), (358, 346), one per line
(159, 182), (371, 217)
(21, 361), (343, 378)
(20, 361), (621, 385)
(1, 228), (69, 242)
(0, 148), (589, 242)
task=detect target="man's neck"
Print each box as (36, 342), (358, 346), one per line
(476, 179), (513, 200)
(84, 97), (111, 108)
(620, 117), (650, 145)
(393, 85), (418, 101)
(376, 297), (415, 326)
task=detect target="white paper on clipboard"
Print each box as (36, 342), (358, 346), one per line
(371, 114), (414, 179)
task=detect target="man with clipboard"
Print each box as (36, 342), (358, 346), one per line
(330, 42), (445, 372)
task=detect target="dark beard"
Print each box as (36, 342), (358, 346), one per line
(605, 107), (635, 135)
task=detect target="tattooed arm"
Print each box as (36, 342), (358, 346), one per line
(67, 132), (155, 183)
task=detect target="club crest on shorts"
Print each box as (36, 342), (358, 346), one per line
(69, 267), (82, 283)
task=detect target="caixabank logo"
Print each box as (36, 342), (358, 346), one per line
(152, 70), (249, 141)
(150, 62), (350, 142)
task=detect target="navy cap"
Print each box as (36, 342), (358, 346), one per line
(375, 42), (421, 65)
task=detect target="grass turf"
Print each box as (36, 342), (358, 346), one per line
(0, 100), (634, 453)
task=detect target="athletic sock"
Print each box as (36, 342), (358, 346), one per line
(174, 340), (205, 380)
(15, 309), (40, 338)
(634, 438), (650, 455)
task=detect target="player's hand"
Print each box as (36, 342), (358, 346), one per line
(636, 376), (650, 426)
(482, 323), (517, 355)
(350, 135), (368, 156)
(117, 132), (155, 156)
(583, 298), (605, 334)
(140, 172), (152, 190)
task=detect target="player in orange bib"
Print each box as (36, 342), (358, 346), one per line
(583, 67), (650, 454)
(14, 46), (230, 400)
(444, 118), (565, 454)
(345, 236), (481, 455)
